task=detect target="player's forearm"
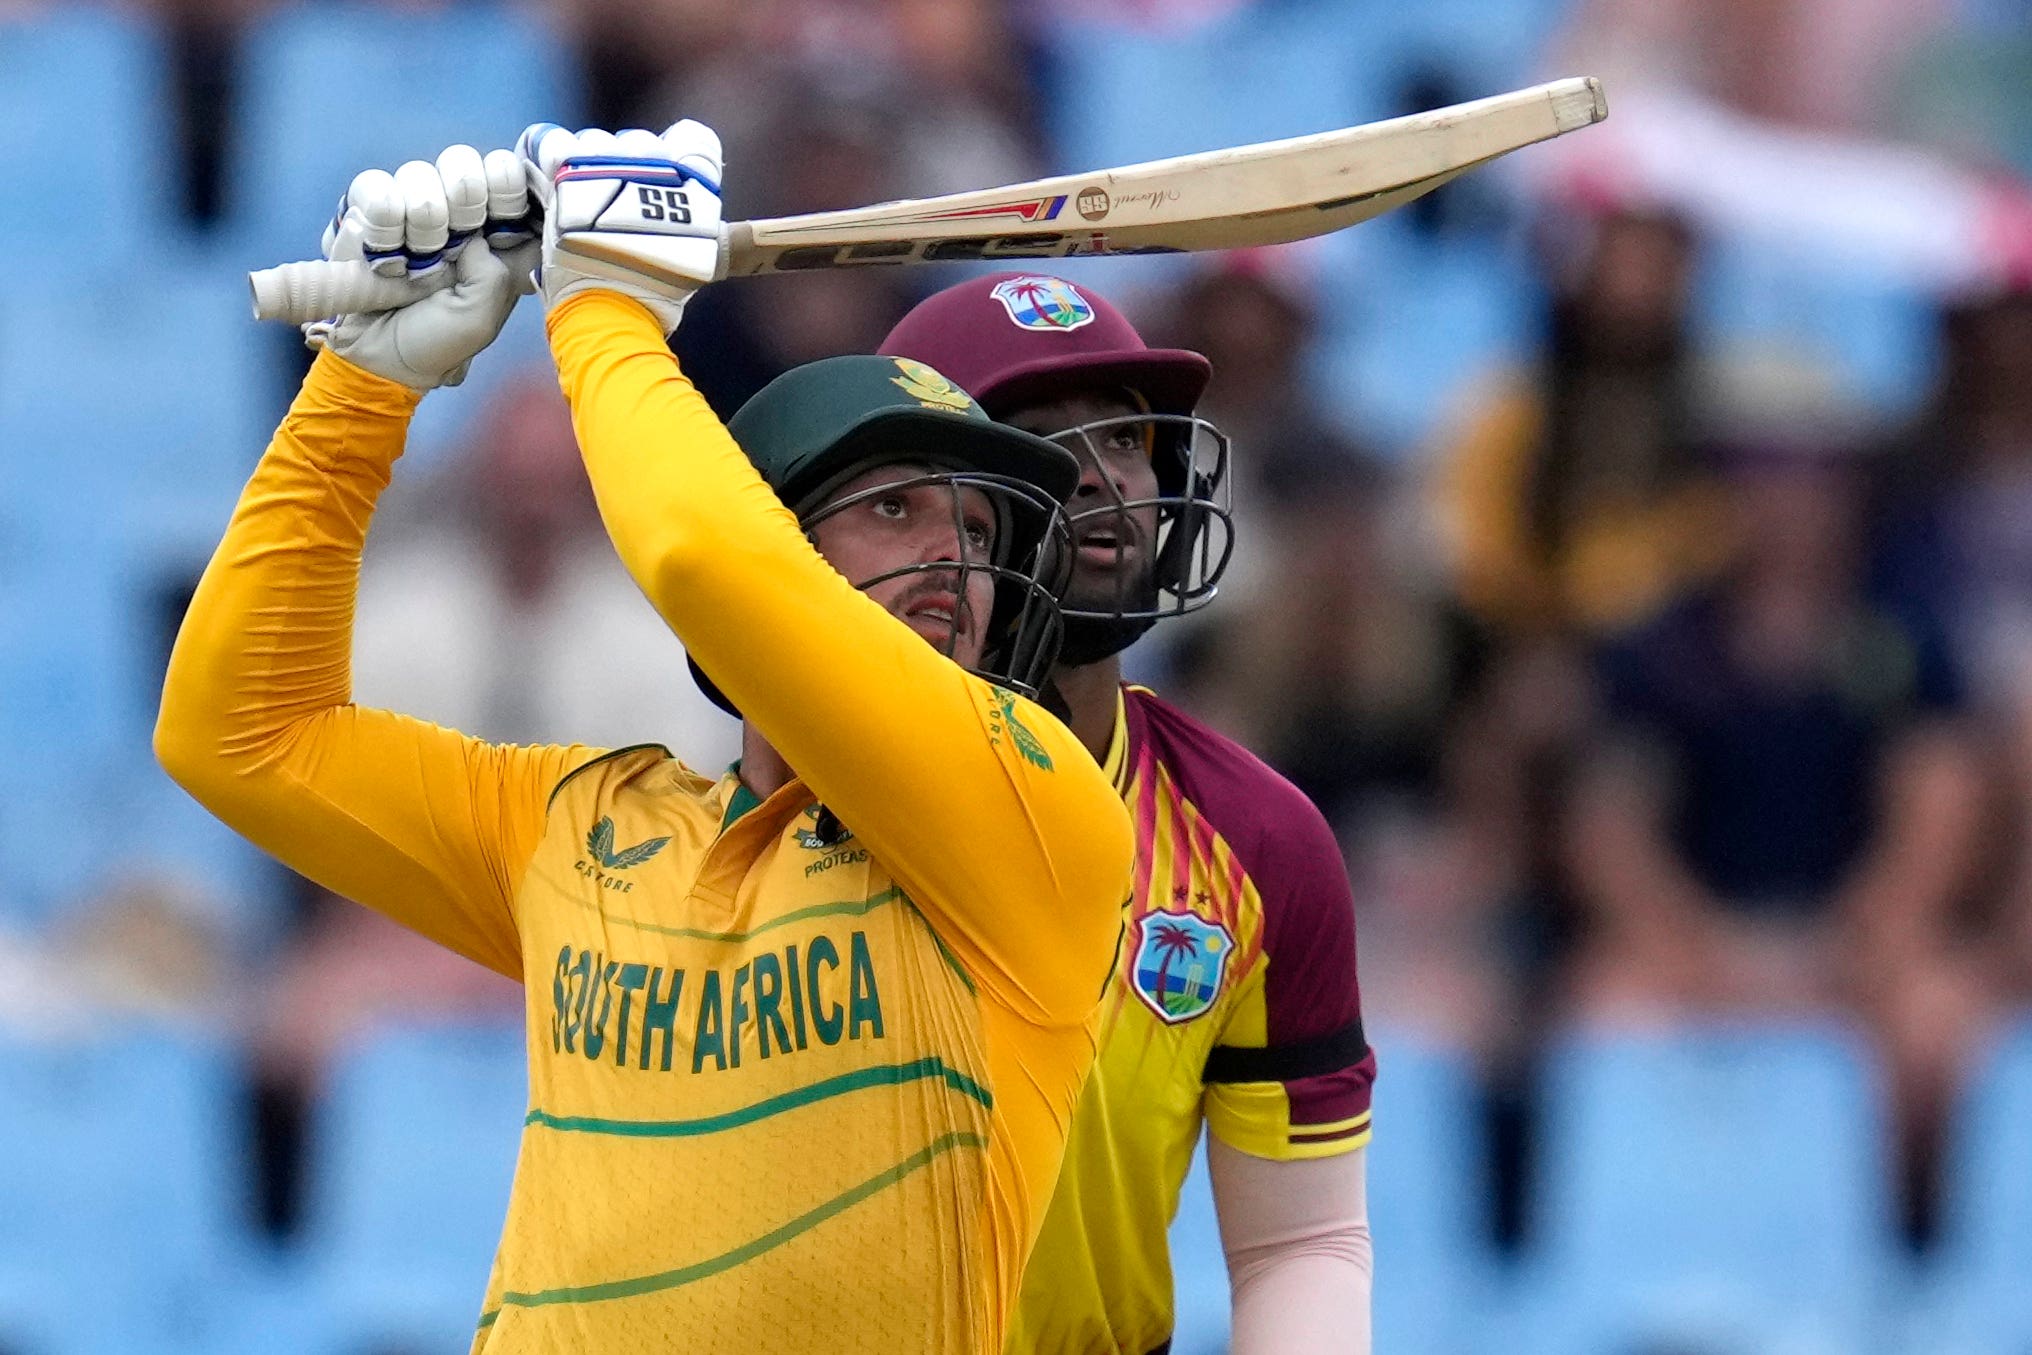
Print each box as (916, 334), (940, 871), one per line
(1227, 1238), (1373, 1355)
(157, 350), (414, 783)
(1213, 1141), (1374, 1355)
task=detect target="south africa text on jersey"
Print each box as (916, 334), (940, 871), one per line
(551, 933), (887, 1072)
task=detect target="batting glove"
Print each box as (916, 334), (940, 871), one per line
(308, 145), (540, 391)
(515, 120), (726, 336)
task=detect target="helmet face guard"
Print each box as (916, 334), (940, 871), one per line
(794, 467), (1074, 699)
(1045, 411), (1235, 649)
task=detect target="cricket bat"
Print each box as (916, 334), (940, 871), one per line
(249, 76), (1606, 325)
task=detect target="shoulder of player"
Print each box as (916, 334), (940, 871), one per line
(545, 743), (710, 812)
(1123, 685), (1342, 879)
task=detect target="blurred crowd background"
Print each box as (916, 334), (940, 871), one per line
(6, 0), (2032, 1351)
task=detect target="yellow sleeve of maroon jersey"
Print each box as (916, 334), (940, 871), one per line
(545, 293), (1131, 1027)
(156, 350), (604, 978)
(1201, 781), (1374, 1160)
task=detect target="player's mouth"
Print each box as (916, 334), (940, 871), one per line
(1074, 526), (1140, 568)
(897, 585), (973, 643)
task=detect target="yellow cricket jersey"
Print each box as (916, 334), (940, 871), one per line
(156, 294), (1133, 1354)
(1006, 686), (1375, 1355)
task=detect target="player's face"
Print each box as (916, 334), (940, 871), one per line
(807, 462), (1000, 671)
(1004, 393), (1162, 615)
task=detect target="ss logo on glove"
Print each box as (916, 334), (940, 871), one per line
(636, 184), (692, 224)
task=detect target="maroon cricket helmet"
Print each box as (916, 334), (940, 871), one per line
(877, 272), (1211, 421)
(880, 272), (1237, 664)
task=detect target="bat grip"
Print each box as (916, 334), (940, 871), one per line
(247, 260), (444, 325)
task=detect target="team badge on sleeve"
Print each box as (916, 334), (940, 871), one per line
(989, 276), (1096, 332)
(1129, 909), (1233, 1023)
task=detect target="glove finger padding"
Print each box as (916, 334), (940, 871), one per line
(313, 148), (533, 390)
(437, 144), (489, 250)
(327, 167), (408, 277)
(393, 159), (451, 273)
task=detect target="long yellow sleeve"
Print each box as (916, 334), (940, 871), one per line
(545, 293), (1132, 1026)
(155, 351), (601, 977)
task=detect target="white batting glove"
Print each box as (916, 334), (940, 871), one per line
(515, 120), (725, 336)
(308, 145), (540, 391)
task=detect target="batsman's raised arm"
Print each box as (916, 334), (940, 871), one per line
(524, 122), (1132, 1026)
(155, 149), (596, 976)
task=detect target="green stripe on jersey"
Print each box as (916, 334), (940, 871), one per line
(525, 1056), (992, 1140)
(477, 1130), (989, 1319)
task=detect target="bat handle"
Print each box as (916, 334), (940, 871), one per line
(253, 220), (740, 322)
(247, 260), (447, 325)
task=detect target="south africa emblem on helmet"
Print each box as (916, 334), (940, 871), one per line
(890, 357), (974, 411)
(990, 275), (1096, 332)
(1129, 908), (1233, 1024)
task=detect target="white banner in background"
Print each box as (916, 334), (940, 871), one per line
(1523, 87), (2032, 295)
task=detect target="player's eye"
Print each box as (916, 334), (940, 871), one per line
(1104, 425), (1147, 457)
(963, 515), (994, 553)
(871, 494), (909, 520)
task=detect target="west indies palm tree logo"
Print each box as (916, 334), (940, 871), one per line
(1129, 908), (1233, 1024)
(989, 276), (1096, 332)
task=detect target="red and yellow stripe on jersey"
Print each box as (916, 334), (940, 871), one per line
(1006, 685), (1374, 1355)
(157, 296), (1133, 1355)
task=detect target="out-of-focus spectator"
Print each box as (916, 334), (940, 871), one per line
(1563, 446), (1991, 1219)
(1187, 453), (1452, 829)
(571, 0), (1041, 203)
(1149, 254), (1368, 616)
(1876, 287), (2032, 712)
(1874, 284), (2032, 1016)
(353, 370), (740, 764)
(1434, 206), (1730, 643)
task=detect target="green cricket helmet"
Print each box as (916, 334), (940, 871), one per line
(687, 354), (1081, 716)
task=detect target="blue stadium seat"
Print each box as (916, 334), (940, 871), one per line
(1366, 1034), (1493, 1355)
(222, 4), (580, 269)
(1312, 224), (1537, 458)
(0, 552), (148, 922)
(1354, 0), (1575, 96)
(0, 264), (270, 569)
(0, 7), (177, 268)
(0, 1027), (250, 1354)
(302, 1021), (526, 1353)
(1923, 1015), (2032, 1354)
(1037, 0), (1401, 183)
(1691, 237), (1940, 424)
(1509, 1022), (1899, 1355)
(1036, 0), (1576, 193)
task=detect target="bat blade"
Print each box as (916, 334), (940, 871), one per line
(711, 75), (1605, 273)
(250, 77), (1605, 324)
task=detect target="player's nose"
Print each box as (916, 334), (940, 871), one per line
(1070, 446), (1127, 503)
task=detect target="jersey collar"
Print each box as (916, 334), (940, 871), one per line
(1102, 686), (1130, 793)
